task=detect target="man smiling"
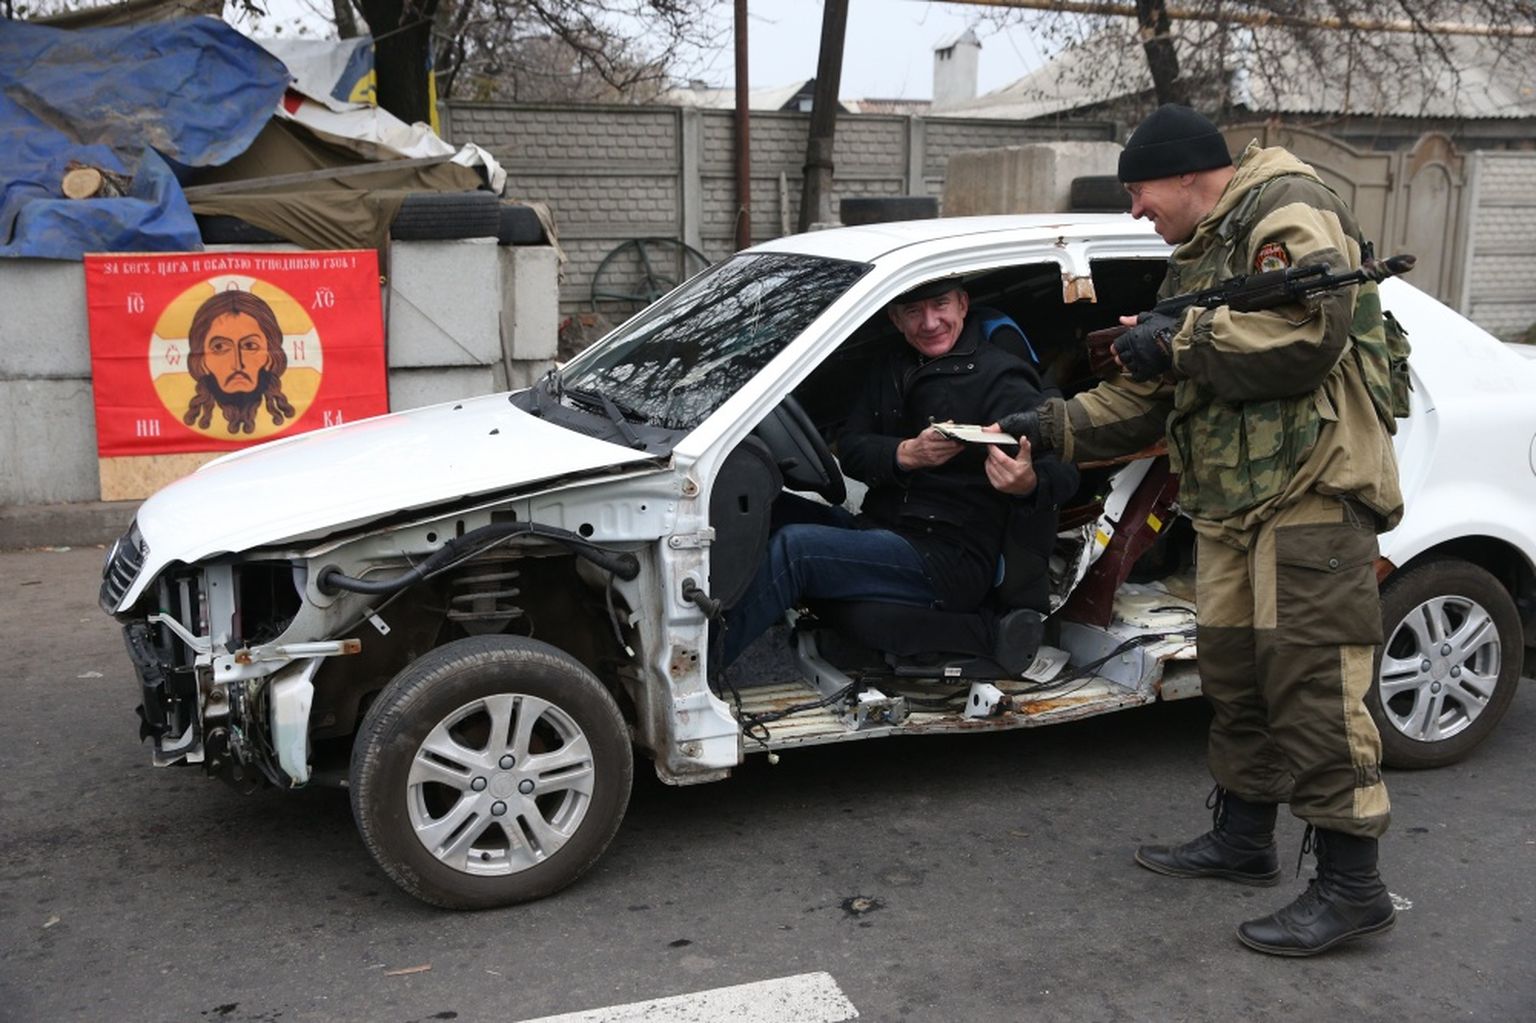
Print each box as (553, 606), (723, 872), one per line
(1003, 104), (1405, 957)
(720, 279), (1074, 668)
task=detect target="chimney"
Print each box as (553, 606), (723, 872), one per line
(932, 27), (980, 108)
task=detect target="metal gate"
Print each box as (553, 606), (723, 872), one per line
(1222, 123), (1468, 310)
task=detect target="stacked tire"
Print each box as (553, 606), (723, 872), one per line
(196, 192), (546, 246)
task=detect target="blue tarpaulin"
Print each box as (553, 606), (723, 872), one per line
(0, 17), (291, 259)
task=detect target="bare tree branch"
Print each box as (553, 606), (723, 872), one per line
(416, 0), (718, 104)
(968, 0), (1535, 128)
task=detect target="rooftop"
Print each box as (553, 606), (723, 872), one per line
(939, 26), (1536, 122)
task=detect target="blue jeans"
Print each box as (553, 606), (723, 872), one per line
(720, 495), (937, 666)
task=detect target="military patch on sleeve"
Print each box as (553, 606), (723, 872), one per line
(1254, 242), (1291, 273)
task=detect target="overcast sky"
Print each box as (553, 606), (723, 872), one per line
(237, 1), (1054, 102)
(698, 1), (1053, 100)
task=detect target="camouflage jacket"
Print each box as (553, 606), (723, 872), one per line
(1058, 142), (1404, 536)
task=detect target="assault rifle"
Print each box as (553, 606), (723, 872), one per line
(1084, 248), (1416, 378)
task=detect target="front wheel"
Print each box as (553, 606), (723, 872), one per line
(1370, 560), (1522, 769)
(350, 636), (633, 909)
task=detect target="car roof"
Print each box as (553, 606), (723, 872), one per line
(748, 213), (1160, 264)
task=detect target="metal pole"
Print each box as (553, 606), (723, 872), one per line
(734, 0), (752, 250)
(1135, 0), (1187, 105)
(799, 0), (850, 233)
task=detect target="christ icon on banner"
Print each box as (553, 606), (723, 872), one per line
(182, 289), (297, 434)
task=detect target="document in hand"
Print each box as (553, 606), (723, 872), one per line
(930, 421), (1017, 445)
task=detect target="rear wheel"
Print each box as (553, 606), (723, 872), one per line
(1370, 560), (1522, 768)
(350, 636), (632, 909)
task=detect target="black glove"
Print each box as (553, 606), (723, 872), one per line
(1111, 311), (1178, 382)
(996, 409), (1047, 455)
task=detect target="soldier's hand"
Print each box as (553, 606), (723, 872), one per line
(984, 430), (1037, 495)
(896, 426), (964, 470)
(1112, 311), (1178, 381)
(995, 410), (1047, 455)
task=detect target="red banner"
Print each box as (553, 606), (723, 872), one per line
(85, 250), (387, 457)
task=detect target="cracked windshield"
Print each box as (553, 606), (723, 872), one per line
(561, 252), (869, 431)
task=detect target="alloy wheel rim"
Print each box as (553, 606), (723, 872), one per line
(406, 693), (596, 875)
(1378, 594), (1501, 743)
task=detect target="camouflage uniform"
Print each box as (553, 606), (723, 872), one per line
(1043, 142), (1405, 838)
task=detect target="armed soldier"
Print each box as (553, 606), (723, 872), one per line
(995, 105), (1406, 956)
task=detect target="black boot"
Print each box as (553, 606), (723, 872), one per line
(1237, 828), (1396, 957)
(1135, 787), (1282, 886)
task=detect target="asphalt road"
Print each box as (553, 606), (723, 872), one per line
(2, 546), (1533, 1023)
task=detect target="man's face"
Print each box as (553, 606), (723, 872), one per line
(888, 287), (969, 359)
(203, 312), (271, 394)
(1125, 174), (1207, 244)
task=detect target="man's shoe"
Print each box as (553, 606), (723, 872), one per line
(1235, 880), (1395, 956)
(1236, 828), (1395, 957)
(1134, 788), (1281, 886)
(1135, 831), (1282, 886)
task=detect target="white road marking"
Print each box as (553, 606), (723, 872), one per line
(515, 971), (859, 1023)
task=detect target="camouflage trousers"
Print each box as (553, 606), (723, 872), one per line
(1195, 490), (1390, 838)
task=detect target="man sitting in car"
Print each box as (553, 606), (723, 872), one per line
(720, 277), (1078, 669)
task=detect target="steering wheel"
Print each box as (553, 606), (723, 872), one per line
(751, 395), (846, 506)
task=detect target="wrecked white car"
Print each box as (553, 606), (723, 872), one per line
(100, 216), (1536, 909)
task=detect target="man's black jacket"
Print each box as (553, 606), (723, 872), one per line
(837, 313), (1078, 611)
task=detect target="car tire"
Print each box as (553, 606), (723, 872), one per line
(1069, 176), (1131, 213)
(350, 635), (633, 909)
(497, 202), (545, 245)
(1369, 560), (1523, 769)
(839, 195), (938, 226)
(389, 191), (503, 240)
(195, 214), (285, 244)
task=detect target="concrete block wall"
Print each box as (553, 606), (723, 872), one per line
(923, 116), (1114, 192)
(1, 378), (102, 505)
(441, 102), (1120, 316)
(501, 246), (560, 389)
(0, 239), (560, 511)
(448, 104), (687, 316)
(1462, 151), (1536, 340)
(388, 238), (506, 369)
(0, 262), (100, 504)
(0, 260), (92, 378)
(942, 141), (1124, 216)
(701, 112), (807, 255)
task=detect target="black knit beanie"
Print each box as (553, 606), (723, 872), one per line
(1117, 104), (1233, 183)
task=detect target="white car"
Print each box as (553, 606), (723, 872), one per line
(99, 215), (1535, 909)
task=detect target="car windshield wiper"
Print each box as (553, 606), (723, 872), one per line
(564, 385), (648, 449)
